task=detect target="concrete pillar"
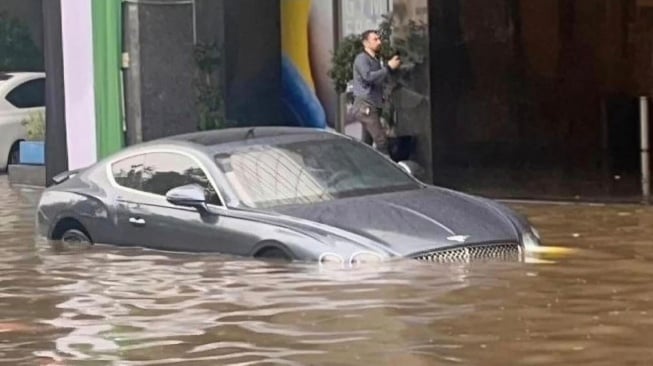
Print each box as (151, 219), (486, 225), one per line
(122, 0), (283, 144)
(42, 0), (68, 185)
(123, 0), (199, 143)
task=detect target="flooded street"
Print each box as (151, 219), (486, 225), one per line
(2, 175), (653, 365)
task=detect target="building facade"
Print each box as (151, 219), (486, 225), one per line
(8, 0), (653, 202)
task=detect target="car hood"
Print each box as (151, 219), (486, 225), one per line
(271, 187), (520, 256)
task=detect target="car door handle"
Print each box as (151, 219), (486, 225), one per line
(129, 217), (146, 226)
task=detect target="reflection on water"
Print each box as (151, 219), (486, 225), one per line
(2, 176), (653, 365)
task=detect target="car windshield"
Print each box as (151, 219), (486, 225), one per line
(214, 137), (421, 208)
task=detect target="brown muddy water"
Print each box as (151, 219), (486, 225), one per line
(1, 175), (653, 365)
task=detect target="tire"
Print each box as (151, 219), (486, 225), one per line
(255, 247), (292, 262)
(7, 142), (20, 166)
(60, 229), (93, 247)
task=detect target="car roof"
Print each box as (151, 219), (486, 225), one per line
(160, 126), (338, 149)
(101, 126), (345, 165)
(0, 71), (45, 94)
(0, 71), (45, 81)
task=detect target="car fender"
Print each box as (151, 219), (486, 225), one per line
(250, 240), (296, 259)
(228, 217), (363, 261)
(38, 189), (111, 242)
(241, 221), (388, 262)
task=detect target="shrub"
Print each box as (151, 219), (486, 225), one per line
(21, 111), (45, 141)
(0, 11), (43, 72)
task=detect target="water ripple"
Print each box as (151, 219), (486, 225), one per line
(2, 177), (653, 365)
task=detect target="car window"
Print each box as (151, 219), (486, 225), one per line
(5, 78), (45, 108)
(141, 152), (221, 206)
(111, 155), (145, 190)
(214, 137), (420, 208)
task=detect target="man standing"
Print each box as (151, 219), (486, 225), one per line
(351, 29), (401, 154)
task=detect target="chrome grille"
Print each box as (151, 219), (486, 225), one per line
(412, 242), (522, 263)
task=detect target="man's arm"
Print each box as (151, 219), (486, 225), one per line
(354, 55), (388, 86)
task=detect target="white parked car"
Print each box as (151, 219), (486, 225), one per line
(0, 72), (46, 171)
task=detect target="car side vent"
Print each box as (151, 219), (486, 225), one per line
(412, 242), (522, 263)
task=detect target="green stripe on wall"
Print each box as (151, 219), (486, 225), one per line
(92, 0), (124, 159)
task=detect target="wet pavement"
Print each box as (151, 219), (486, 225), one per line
(1, 175), (653, 365)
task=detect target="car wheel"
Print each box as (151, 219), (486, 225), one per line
(255, 247), (292, 262)
(60, 229), (93, 247)
(7, 142), (20, 166)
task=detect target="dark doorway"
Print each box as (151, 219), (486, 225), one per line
(428, 0), (653, 202)
(604, 95), (641, 197)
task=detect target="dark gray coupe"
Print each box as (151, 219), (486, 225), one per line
(36, 127), (541, 265)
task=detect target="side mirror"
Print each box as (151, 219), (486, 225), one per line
(166, 184), (207, 209)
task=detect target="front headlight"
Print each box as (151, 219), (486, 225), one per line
(531, 226), (541, 241)
(349, 251), (384, 266)
(319, 252), (345, 266)
(521, 227), (541, 250)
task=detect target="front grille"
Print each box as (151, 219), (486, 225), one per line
(412, 242), (522, 263)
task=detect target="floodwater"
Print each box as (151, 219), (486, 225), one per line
(2, 175), (653, 366)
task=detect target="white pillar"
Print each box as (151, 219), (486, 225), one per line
(60, 0), (97, 170)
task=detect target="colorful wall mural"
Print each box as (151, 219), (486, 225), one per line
(280, 0), (393, 130)
(280, 0), (336, 129)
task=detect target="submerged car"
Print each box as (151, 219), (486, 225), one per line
(36, 127), (541, 264)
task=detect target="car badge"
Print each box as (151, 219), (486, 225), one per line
(447, 235), (470, 243)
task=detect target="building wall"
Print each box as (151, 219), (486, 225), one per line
(280, 0), (333, 129)
(280, 0), (434, 181)
(0, 0), (44, 53)
(223, 0), (283, 126)
(123, 0), (284, 142)
(429, 0), (653, 200)
(35, 0), (653, 200)
(391, 0), (432, 181)
(0, 0), (44, 72)
(137, 2), (198, 141)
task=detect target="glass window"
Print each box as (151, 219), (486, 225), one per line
(214, 137), (420, 208)
(141, 152), (221, 205)
(111, 155), (145, 190)
(5, 78), (45, 108)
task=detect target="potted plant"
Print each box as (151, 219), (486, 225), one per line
(19, 111), (45, 165)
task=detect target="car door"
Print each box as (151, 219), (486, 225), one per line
(108, 153), (156, 247)
(122, 151), (257, 254)
(0, 77), (45, 166)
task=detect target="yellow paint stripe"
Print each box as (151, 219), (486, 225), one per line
(280, 0), (316, 90)
(527, 246), (577, 255)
